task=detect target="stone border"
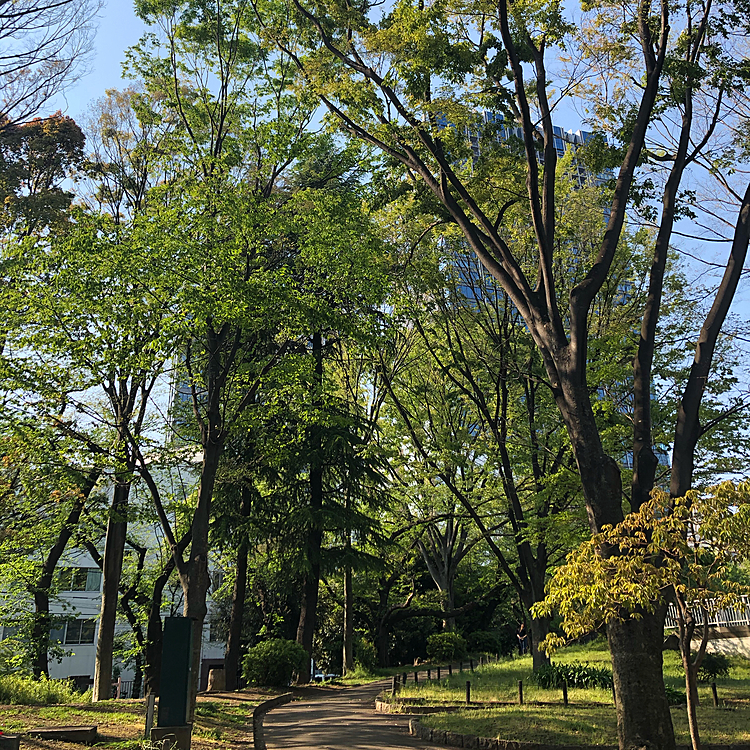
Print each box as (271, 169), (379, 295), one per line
(252, 692), (293, 750)
(408, 720), (750, 750)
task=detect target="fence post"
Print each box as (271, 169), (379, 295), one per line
(466, 681), (471, 706)
(414, 671), (418, 685)
(448, 664), (452, 676)
(518, 680), (523, 705)
(562, 681), (568, 706)
(391, 675), (397, 697)
(437, 666), (441, 681)
(144, 694), (156, 739)
(460, 661), (463, 672)
(711, 682), (719, 707)
(427, 669), (431, 681)
(403, 672), (407, 686)
(470, 659), (474, 672)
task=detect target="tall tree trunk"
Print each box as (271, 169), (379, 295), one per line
(343, 562), (353, 674)
(31, 593), (52, 680)
(528, 612), (551, 672)
(376, 619), (389, 668)
(30, 470), (97, 678)
(555, 378), (676, 750)
(144, 557), (176, 696)
(183, 440), (222, 719)
(296, 331), (324, 683)
(133, 651), (143, 699)
(608, 608), (674, 750)
(224, 486), (251, 691)
(93, 480), (131, 701)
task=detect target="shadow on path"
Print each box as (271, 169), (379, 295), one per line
(263, 679), (440, 750)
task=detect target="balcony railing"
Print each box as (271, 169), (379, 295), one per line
(665, 595), (750, 630)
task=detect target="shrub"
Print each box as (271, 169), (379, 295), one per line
(242, 639), (309, 687)
(467, 630), (501, 655)
(0, 674), (82, 705)
(696, 652), (730, 682)
(426, 632), (467, 662)
(665, 684), (687, 705)
(532, 661), (613, 690)
(353, 637), (378, 674)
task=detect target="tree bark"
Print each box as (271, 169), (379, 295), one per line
(93, 480), (131, 701)
(343, 562), (353, 674)
(527, 611), (551, 671)
(183, 440), (222, 718)
(296, 331), (324, 683)
(224, 486), (251, 691)
(608, 608), (676, 750)
(144, 555), (177, 696)
(30, 470), (98, 678)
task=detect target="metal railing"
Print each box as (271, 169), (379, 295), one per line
(111, 678), (140, 699)
(665, 594), (750, 630)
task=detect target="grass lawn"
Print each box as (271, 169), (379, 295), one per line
(398, 639), (750, 745)
(421, 704), (750, 746)
(0, 691), (275, 750)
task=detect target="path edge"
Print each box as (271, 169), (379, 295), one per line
(252, 692), (293, 750)
(408, 720), (750, 750)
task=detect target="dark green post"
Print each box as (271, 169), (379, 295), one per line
(157, 617), (193, 728)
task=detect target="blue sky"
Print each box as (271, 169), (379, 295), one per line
(52, 0), (147, 122)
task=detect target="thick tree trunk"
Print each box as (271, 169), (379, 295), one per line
(608, 609), (676, 750)
(93, 481), (131, 702)
(556, 380), (675, 750)
(224, 487), (251, 691)
(376, 619), (389, 668)
(31, 594), (52, 679)
(144, 559), (175, 696)
(442, 589), (455, 632)
(343, 563), (353, 674)
(182, 441), (222, 718)
(29, 471), (97, 678)
(529, 614), (551, 671)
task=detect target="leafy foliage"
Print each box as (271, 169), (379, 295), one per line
(532, 661), (613, 690)
(242, 639), (309, 687)
(696, 653), (730, 683)
(0, 675), (84, 705)
(426, 632), (467, 662)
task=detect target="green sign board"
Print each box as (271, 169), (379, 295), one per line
(157, 617), (193, 727)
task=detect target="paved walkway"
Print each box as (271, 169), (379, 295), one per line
(263, 680), (440, 750)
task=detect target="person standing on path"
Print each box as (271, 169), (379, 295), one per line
(516, 623), (528, 656)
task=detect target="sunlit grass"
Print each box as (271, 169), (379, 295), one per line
(422, 704), (750, 745)
(400, 641), (750, 745)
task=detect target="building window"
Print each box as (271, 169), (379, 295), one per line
(58, 567), (102, 592)
(60, 619), (96, 645)
(208, 620), (225, 642)
(1, 626), (19, 640)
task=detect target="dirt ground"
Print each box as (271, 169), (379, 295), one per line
(0, 690), (282, 750)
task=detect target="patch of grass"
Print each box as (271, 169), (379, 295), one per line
(398, 654), (614, 705)
(423, 706), (619, 745)
(421, 704), (750, 746)
(0, 675), (85, 705)
(36, 705), (142, 725)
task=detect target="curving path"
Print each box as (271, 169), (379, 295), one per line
(262, 679), (440, 750)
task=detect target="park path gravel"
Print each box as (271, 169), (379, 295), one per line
(262, 679), (440, 750)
